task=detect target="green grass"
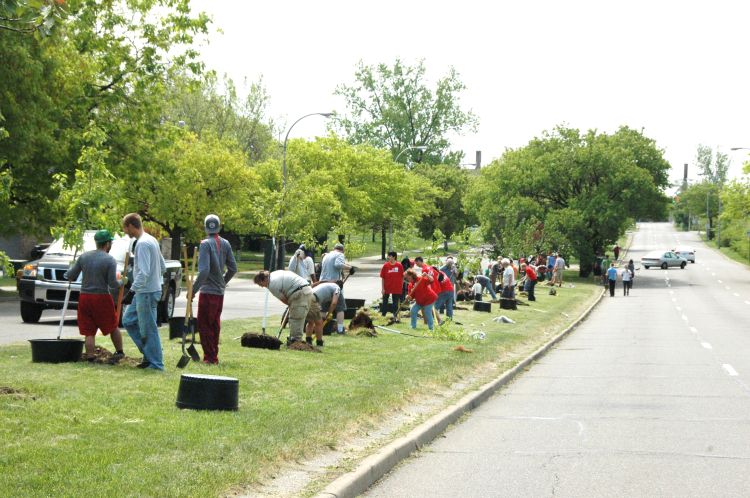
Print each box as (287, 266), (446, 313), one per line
(0, 270), (599, 497)
(0, 276), (16, 287)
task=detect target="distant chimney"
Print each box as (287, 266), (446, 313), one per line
(683, 163), (688, 182)
(475, 151), (482, 170)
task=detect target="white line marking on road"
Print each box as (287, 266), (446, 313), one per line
(734, 293), (740, 297)
(718, 280), (723, 284)
(690, 326), (698, 333)
(701, 342), (712, 350)
(676, 306), (682, 311)
(723, 364), (739, 377)
(712, 273), (716, 277)
(681, 314), (689, 322)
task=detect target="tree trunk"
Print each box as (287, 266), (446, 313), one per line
(381, 224), (387, 260)
(443, 239), (449, 252)
(372, 228), (376, 243)
(170, 229), (182, 261)
(578, 245), (596, 278)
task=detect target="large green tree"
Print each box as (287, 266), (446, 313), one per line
(466, 126), (671, 275)
(333, 59), (478, 166)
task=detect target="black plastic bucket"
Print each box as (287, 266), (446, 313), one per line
(345, 298), (365, 309)
(176, 374), (238, 411)
(344, 307), (357, 319)
(473, 301), (492, 313)
(29, 339), (84, 363)
(169, 317), (197, 340)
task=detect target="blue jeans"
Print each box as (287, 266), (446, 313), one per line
(435, 291), (454, 319)
(123, 291), (163, 370)
(483, 281), (497, 300)
(410, 302), (435, 330)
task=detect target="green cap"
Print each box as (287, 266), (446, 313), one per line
(94, 229), (114, 244)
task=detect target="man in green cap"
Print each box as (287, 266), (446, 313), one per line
(67, 229), (127, 362)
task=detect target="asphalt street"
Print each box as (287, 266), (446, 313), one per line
(365, 222), (750, 498)
(0, 253), (385, 346)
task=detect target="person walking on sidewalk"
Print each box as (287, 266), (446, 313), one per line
(379, 251), (404, 321)
(192, 214), (237, 365)
(121, 213), (167, 370)
(606, 262), (618, 297)
(254, 270), (313, 345)
(621, 264), (633, 296)
(66, 229), (126, 363)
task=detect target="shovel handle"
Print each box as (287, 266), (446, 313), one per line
(115, 252), (130, 324)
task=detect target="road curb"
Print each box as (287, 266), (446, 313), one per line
(315, 286), (606, 498)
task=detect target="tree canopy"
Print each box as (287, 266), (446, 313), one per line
(466, 126), (671, 275)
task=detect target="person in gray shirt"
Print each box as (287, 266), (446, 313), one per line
(192, 214), (237, 364)
(121, 213), (166, 370)
(318, 243), (354, 333)
(67, 229), (126, 362)
(254, 270), (313, 345)
(305, 281), (345, 347)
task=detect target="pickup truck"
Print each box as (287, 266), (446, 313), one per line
(17, 231), (182, 324)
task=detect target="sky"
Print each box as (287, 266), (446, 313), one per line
(190, 0), (750, 184)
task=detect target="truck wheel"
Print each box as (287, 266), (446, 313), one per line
(20, 302), (43, 323)
(158, 285), (176, 323)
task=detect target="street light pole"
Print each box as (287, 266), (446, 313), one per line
(388, 145), (428, 254)
(273, 112), (333, 270)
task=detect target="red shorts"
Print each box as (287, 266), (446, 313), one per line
(77, 293), (118, 336)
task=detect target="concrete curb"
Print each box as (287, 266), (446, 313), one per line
(315, 286), (606, 498)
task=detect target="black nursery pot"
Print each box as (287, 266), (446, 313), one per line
(169, 317), (197, 340)
(29, 339), (84, 363)
(176, 374), (239, 411)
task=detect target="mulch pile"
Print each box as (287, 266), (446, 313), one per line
(287, 341), (321, 353)
(454, 345), (474, 353)
(241, 332), (282, 350)
(0, 386), (35, 400)
(349, 310), (377, 336)
(82, 346), (141, 366)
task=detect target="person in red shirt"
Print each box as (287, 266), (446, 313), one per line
(414, 256), (441, 296)
(404, 268), (437, 330)
(379, 251), (404, 321)
(435, 270), (455, 323)
(522, 262), (538, 301)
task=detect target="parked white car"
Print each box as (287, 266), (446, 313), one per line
(641, 250), (688, 270)
(672, 247), (696, 263)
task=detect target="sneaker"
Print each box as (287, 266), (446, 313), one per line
(111, 352), (125, 363)
(336, 327), (346, 335)
(316, 339), (324, 347)
(136, 359), (150, 369)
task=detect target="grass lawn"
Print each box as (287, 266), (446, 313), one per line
(0, 276), (16, 287)
(0, 270), (600, 497)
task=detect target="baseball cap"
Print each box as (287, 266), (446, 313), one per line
(94, 229), (114, 244)
(204, 214), (221, 234)
(334, 243), (344, 250)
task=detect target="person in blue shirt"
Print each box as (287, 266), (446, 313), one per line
(606, 263), (618, 297)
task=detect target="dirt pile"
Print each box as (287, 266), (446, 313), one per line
(0, 386), (35, 400)
(349, 310), (376, 335)
(287, 341), (321, 353)
(81, 346), (140, 366)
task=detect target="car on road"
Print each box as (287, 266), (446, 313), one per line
(672, 247), (696, 263)
(641, 250), (688, 270)
(16, 231), (182, 324)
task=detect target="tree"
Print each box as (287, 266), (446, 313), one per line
(0, 0), (67, 37)
(122, 126), (262, 259)
(694, 144), (730, 186)
(412, 163), (476, 251)
(334, 59), (478, 166)
(466, 126), (671, 276)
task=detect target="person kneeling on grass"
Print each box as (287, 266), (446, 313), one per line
(404, 268), (437, 331)
(66, 229), (126, 363)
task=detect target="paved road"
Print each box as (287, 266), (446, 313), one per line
(0, 254), (386, 346)
(366, 222), (750, 497)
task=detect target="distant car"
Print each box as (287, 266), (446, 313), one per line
(641, 250), (688, 270)
(672, 247), (696, 263)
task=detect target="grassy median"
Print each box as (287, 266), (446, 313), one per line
(0, 272), (600, 497)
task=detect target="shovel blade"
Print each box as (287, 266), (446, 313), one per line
(176, 353), (190, 369)
(187, 343), (200, 362)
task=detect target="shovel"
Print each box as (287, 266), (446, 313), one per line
(177, 247), (193, 369)
(186, 249), (200, 362)
(114, 252), (130, 326)
(277, 306), (289, 339)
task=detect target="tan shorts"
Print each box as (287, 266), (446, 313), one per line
(306, 298), (322, 323)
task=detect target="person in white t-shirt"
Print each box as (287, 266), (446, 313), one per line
(620, 266), (633, 296)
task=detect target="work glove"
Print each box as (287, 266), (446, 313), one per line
(325, 312), (333, 322)
(120, 275), (128, 286)
(349, 266), (357, 275)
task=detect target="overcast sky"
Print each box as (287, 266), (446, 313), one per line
(190, 0), (750, 183)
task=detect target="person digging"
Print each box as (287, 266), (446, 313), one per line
(254, 270), (313, 346)
(305, 281), (345, 347)
(66, 229), (127, 363)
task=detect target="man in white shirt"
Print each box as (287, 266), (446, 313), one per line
(288, 244), (316, 283)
